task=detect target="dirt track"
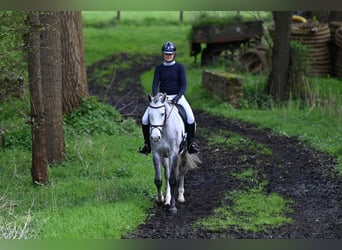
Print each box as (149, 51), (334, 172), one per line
(87, 53), (342, 239)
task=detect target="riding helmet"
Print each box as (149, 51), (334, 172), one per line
(161, 41), (176, 54)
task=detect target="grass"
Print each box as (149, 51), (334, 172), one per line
(84, 24), (192, 66)
(193, 129), (292, 234)
(0, 11), (341, 239)
(1, 97), (155, 239)
(82, 11), (271, 66)
(231, 168), (259, 183)
(206, 129), (272, 155)
(34, 201), (148, 239)
(194, 187), (293, 233)
(82, 11), (203, 66)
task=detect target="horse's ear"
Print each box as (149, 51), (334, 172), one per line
(161, 92), (167, 103)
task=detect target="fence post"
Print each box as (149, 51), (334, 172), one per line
(179, 11), (183, 22)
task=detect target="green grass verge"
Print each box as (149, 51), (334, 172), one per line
(0, 98), (155, 239)
(194, 186), (293, 233)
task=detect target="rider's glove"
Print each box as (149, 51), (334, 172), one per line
(171, 95), (180, 104)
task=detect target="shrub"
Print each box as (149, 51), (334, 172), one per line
(64, 96), (124, 136)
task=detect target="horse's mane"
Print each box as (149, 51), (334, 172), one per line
(151, 93), (166, 104)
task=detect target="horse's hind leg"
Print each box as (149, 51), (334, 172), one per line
(153, 155), (164, 203)
(177, 175), (185, 203)
(177, 155), (187, 203)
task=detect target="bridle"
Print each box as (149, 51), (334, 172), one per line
(149, 102), (175, 134)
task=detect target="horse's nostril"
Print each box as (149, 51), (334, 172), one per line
(151, 136), (160, 142)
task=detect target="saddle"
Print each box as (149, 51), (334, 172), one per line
(175, 104), (188, 153)
(175, 104), (187, 125)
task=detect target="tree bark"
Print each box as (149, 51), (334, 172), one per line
(266, 11), (292, 101)
(60, 11), (89, 115)
(27, 12), (48, 185)
(40, 11), (65, 164)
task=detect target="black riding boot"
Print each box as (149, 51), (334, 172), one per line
(138, 124), (151, 155)
(186, 123), (200, 154)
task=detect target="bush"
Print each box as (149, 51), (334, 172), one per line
(2, 124), (31, 149)
(64, 96), (125, 136)
(0, 11), (27, 80)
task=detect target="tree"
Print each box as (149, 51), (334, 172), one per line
(27, 11), (89, 183)
(39, 11), (66, 165)
(266, 11), (293, 101)
(27, 12), (48, 185)
(60, 11), (89, 115)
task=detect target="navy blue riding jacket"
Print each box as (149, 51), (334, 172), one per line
(152, 62), (186, 97)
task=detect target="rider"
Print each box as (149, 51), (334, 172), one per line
(138, 41), (200, 155)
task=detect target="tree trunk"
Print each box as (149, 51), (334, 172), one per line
(27, 12), (48, 185)
(266, 11), (292, 101)
(40, 11), (65, 164)
(60, 11), (89, 115)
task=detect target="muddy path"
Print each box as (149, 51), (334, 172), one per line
(87, 53), (342, 239)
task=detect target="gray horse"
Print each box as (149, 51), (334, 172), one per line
(147, 93), (201, 214)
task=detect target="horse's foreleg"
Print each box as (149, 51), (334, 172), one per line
(153, 155), (164, 203)
(162, 157), (171, 206)
(168, 155), (178, 215)
(178, 175), (185, 203)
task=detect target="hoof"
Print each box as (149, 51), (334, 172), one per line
(155, 195), (164, 204)
(177, 196), (185, 203)
(168, 207), (177, 215)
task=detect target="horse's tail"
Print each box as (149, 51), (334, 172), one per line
(185, 152), (201, 171)
(177, 151), (201, 177)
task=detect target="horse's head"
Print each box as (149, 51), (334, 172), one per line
(148, 93), (168, 142)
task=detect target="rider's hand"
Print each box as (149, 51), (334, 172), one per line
(171, 95), (180, 104)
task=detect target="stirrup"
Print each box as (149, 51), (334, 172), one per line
(138, 144), (151, 155)
(188, 141), (200, 154)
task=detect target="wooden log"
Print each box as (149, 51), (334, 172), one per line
(202, 70), (243, 107)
